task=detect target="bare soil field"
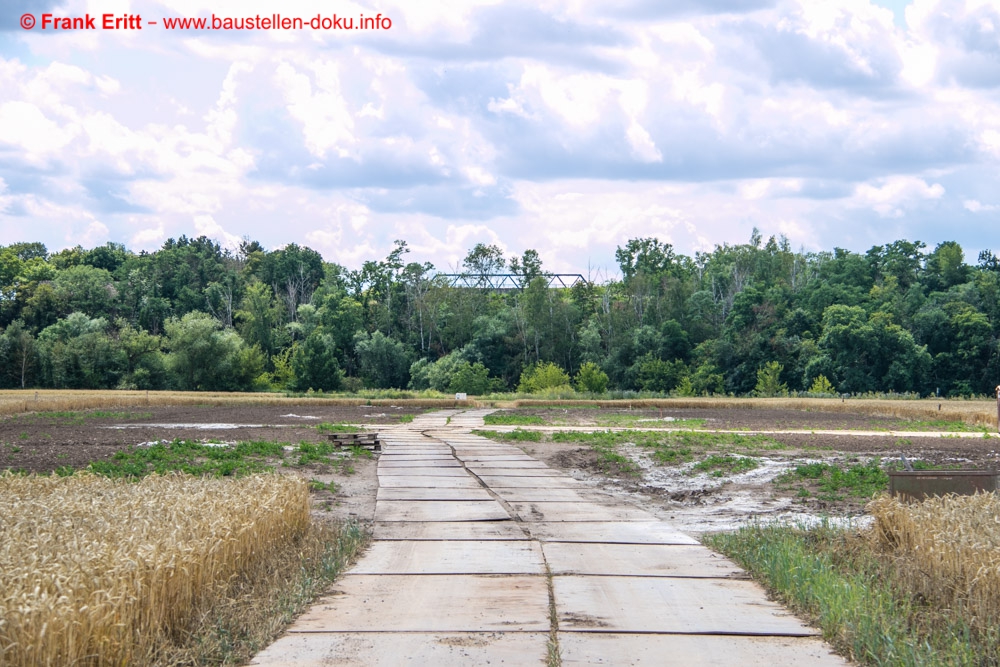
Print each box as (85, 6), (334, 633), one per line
(0, 404), (423, 524)
(503, 406), (990, 431)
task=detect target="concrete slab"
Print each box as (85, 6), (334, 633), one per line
(543, 543), (743, 578)
(527, 522), (699, 545)
(494, 488), (587, 502)
(375, 500), (510, 522)
(378, 459), (462, 468)
(559, 634), (848, 666)
(250, 632), (549, 666)
(477, 475), (583, 488)
(378, 454), (456, 461)
(466, 468), (560, 477)
(289, 575), (549, 632)
(373, 521), (528, 541)
(510, 502), (658, 522)
(465, 461), (551, 469)
(377, 467), (469, 476)
(554, 576), (819, 635)
(452, 449), (523, 457)
(459, 455), (536, 462)
(377, 487), (493, 501)
(376, 476), (483, 489)
(352, 540), (545, 574)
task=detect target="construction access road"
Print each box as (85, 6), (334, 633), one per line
(250, 409), (847, 666)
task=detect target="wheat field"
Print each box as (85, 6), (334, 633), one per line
(0, 472), (310, 666)
(869, 493), (1000, 629)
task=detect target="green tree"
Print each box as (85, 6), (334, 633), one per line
(354, 331), (411, 389)
(754, 361), (788, 397)
(574, 362), (609, 393)
(164, 312), (258, 390)
(517, 362), (571, 393)
(290, 332), (343, 391)
(0, 320), (37, 388)
(448, 361), (497, 395)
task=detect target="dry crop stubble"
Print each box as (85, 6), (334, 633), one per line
(0, 389), (471, 418)
(0, 472), (309, 666)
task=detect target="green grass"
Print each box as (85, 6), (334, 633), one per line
(316, 422), (361, 433)
(705, 523), (1000, 665)
(398, 414), (415, 423)
(472, 428), (543, 442)
(775, 461), (888, 500)
(85, 439), (365, 479)
(691, 454), (759, 477)
(483, 413), (547, 426)
(88, 440), (286, 478)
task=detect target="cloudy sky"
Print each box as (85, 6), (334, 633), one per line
(0, 0), (998, 274)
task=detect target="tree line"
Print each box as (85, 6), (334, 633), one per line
(0, 232), (997, 397)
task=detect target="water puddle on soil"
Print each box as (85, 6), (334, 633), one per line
(580, 444), (874, 534)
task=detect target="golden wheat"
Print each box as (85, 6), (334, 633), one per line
(0, 472), (310, 666)
(869, 493), (1000, 628)
(0, 389), (470, 417)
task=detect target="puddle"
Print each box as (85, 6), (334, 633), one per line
(568, 444), (873, 534)
(282, 414), (320, 419)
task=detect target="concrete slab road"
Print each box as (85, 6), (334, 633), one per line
(251, 410), (848, 666)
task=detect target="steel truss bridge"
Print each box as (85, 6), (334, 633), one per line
(436, 273), (589, 290)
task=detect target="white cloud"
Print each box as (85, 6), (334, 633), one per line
(964, 199), (999, 213)
(3, 0), (1000, 270)
(853, 176), (945, 217)
(193, 214), (242, 249)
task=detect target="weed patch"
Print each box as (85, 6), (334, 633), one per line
(774, 461), (888, 500)
(483, 413), (546, 426)
(472, 428), (543, 442)
(705, 522), (1000, 665)
(691, 454), (759, 477)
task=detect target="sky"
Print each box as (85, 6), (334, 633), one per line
(1, 0), (999, 275)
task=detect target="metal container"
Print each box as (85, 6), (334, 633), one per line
(888, 470), (997, 502)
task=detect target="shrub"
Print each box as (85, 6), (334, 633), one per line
(574, 362), (609, 393)
(518, 362), (571, 393)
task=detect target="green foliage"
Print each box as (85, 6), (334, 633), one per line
(754, 361), (788, 397)
(808, 374), (835, 394)
(290, 332), (343, 392)
(517, 362), (571, 393)
(354, 331), (411, 389)
(691, 454), (759, 477)
(634, 354), (687, 393)
(775, 460), (888, 499)
(574, 362), (609, 393)
(164, 312), (258, 391)
(87, 439), (290, 478)
(482, 413), (546, 425)
(4, 230), (1000, 396)
(448, 361), (500, 395)
(706, 524), (1000, 665)
(471, 428), (542, 442)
